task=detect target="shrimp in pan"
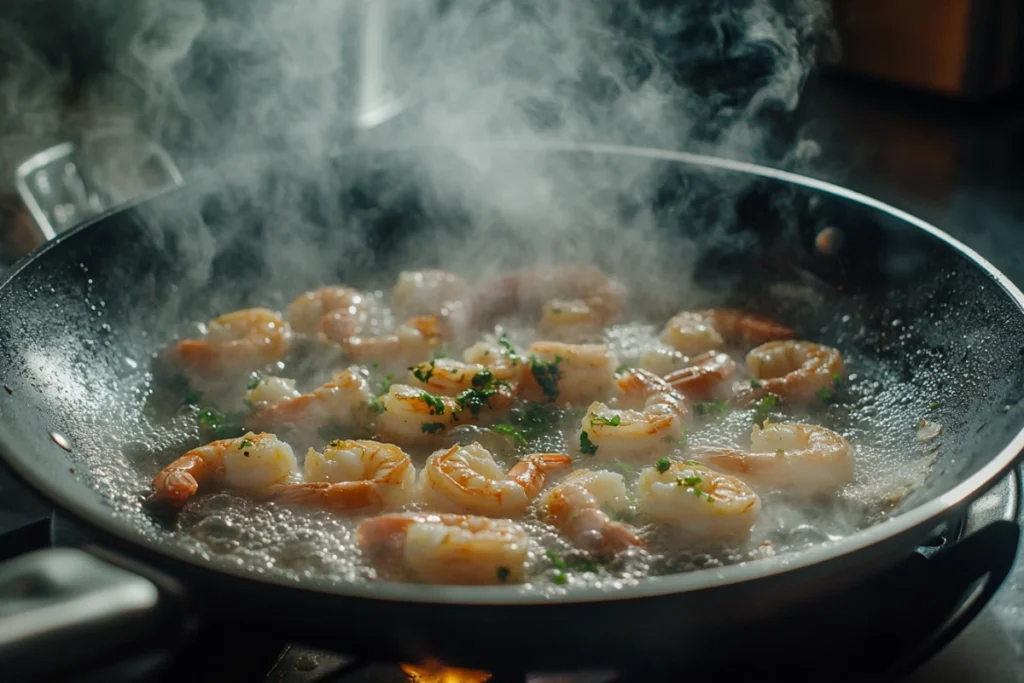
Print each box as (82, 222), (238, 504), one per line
(661, 309), (794, 356)
(637, 460), (760, 539)
(539, 469), (643, 555)
(419, 442), (572, 517)
(245, 367), (373, 432)
(663, 351), (737, 401)
(172, 308), (292, 376)
(340, 315), (445, 368)
(744, 340), (844, 402)
(272, 440), (415, 512)
(521, 341), (619, 406)
(579, 369), (688, 462)
(285, 286), (369, 339)
(691, 421), (854, 495)
(392, 269), (474, 343)
(357, 512), (529, 584)
(150, 432), (296, 507)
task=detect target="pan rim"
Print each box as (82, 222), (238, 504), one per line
(2, 140), (1023, 605)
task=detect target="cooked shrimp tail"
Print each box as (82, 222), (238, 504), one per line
(540, 470), (643, 555)
(663, 351), (737, 401)
(171, 308), (292, 376)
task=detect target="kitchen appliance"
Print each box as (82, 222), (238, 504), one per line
(0, 143), (1022, 682)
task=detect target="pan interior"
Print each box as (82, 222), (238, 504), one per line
(1, 145), (1023, 599)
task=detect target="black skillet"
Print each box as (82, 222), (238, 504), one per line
(0, 143), (1022, 682)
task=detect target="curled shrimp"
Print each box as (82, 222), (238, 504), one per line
(637, 460), (760, 539)
(477, 265), (626, 333)
(357, 512), (529, 584)
(539, 469), (643, 555)
(744, 340), (844, 402)
(150, 432), (297, 507)
(663, 351), (737, 401)
(521, 341), (618, 406)
(662, 309), (794, 356)
(419, 442), (572, 517)
(340, 315), (444, 367)
(691, 421), (854, 495)
(245, 367), (373, 432)
(172, 308), (292, 376)
(285, 286), (369, 339)
(579, 369), (688, 461)
(393, 270), (473, 342)
(271, 440), (415, 511)
(376, 376), (515, 444)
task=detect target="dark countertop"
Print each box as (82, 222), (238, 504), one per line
(804, 76), (1024, 683)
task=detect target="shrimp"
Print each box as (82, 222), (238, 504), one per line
(640, 346), (689, 377)
(661, 309), (794, 356)
(663, 351), (737, 401)
(374, 384), (462, 443)
(393, 270), (473, 342)
(521, 341), (618, 406)
(340, 315), (444, 367)
(580, 369), (688, 461)
(171, 308), (292, 376)
(406, 339), (522, 399)
(691, 421), (854, 495)
(271, 440), (415, 511)
(245, 367), (373, 432)
(539, 469), (643, 555)
(744, 340), (844, 402)
(419, 442), (572, 517)
(285, 286), (368, 339)
(150, 432), (297, 506)
(357, 512), (529, 585)
(637, 460), (760, 539)
(476, 265), (626, 332)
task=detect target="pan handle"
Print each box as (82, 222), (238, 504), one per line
(0, 547), (183, 682)
(889, 518), (1021, 679)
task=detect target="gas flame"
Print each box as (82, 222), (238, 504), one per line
(400, 660), (492, 683)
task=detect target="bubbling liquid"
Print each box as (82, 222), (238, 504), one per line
(78, 294), (940, 594)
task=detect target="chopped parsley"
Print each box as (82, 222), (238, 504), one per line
(369, 361), (381, 370)
(929, 401), (940, 410)
(329, 439), (347, 448)
(552, 572), (569, 585)
(753, 395), (779, 425)
(579, 430), (598, 455)
(684, 459), (704, 467)
(246, 374), (262, 391)
(682, 475), (703, 487)
(498, 333), (520, 365)
(493, 423), (527, 446)
(816, 387), (835, 404)
(694, 400), (731, 417)
(749, 379), (762, 389)
(496, 566), (511, 582)
(455, 387), (497, 417)
(655, 458), (671, 473)
(589, 414), (622, 427)
(377, 374), (394, 395)
(832, 373), (843, 388)
(529, 355), (563, 401)
(776, 448), (785, 456)
(615, 364), (630, 377)
(546, 549), (569, 571)
(545, 550), (598, 575)
(492, 403), (562, 448)
(471, 369), (495, 389)
(367, 397), (385, 415)
(196, 406), (246, 440)
(411, 361), (435, 384)
(238, 439), (254, 450)
(421, 393), (446, 415)
(421, 422), (445, 434)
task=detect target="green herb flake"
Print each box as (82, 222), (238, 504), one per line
(706, 494), (716, 503)
(753, 395), (779, 425)
(498, 333), (520, 366)
(529, 355), (563, 401)
(198, 407), (224, 429)
(420, 392), (446, 415)
(832, 373), (843, 388)
(579, 430), (598, 456)
(367, 398), (385, 415)
(655, 458), (671, 474)
(615, 364), (630, 377)
(496, 566), (511, 582)
(377, 374), (394, 395)
(471, 369), (495, 389)
(411, 361), (435, 384)
(776, 448), (785, 457)
(545, 549), (569, 571)
(456, 387), (498, 417)
(493, 424), (528, 446)
(183, 388), (204, 406)
(684, 459), (704, 467)
(694, 400), (731, 417)
(589, 414), (622, 427)
(749, 379), (762, 389)
(816, 387), (835, 404)
(246, 374), (262, 391)
(369, 361), (381, 370)
(683, 475), (703, 488)
(421, 422), (445, 434)
(929, 401), (940, 410)
(552, 572), (569, 585)
(238, 439), (254, 450)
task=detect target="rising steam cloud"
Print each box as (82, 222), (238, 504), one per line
(1, 0), (832, 306)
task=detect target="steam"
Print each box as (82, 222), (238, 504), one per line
(1, 0), (832, 306)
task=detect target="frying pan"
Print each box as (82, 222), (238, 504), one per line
(1, 142), (1023, 682)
